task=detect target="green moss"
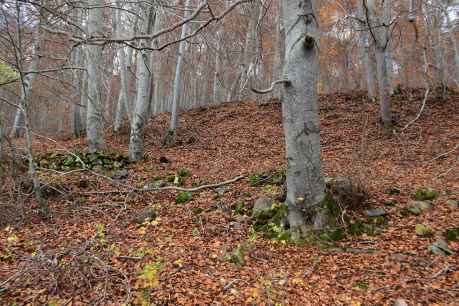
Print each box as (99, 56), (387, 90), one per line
(319, 228), (346, 242)
(445, 227), (459, 242)
(176, 191), (192, 204)
(231, 202), (247, 215)
(249, 173), (261, 187)
(178, 168), (190, 178)
(251, 202), (290, 242)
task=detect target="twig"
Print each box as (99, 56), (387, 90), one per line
(81, 175), (246, 195)
(401, 87), (430, 131)
(117, 256), (142, 261)
(428, 143), (459, 163)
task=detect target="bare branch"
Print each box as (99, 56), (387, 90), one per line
(251, 79), (291, 94)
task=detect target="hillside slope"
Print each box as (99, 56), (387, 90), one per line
(1, 91), (458, 305)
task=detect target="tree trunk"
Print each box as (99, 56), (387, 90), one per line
(14, 5), (48, 214)
(272, 0), (285, 101)
(72, 43), (84, 138)
(168, 0), (192, 139)
(281, 0), (325, 239)
(368, 0), (392, 126)
(226, 0), (262, 102)
(213, 31), (222, 104)
(442, 4), (459, 86)
(358, 0), (376, 98)
(10, 24), (41, 138)
(424, 2), (446, 94)
(129, 6), (156, 160)
(114, 7), (132, 132)
(86, 0), (105, 152)
(0, 112), (3, 164)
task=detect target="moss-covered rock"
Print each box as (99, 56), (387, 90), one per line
(251, 198), (289, 241)
(415, 224), (433, 237)
(407, 201), (431, 215)
(35, 150), (130, 172)
(413, 187), (438, 201)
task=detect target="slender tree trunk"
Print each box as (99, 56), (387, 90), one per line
(86, 0), (105, 152)
(168, 0), (192, 139)
(281, 0), (325, 239)
(358, 0), (377, 98)
(368, 0), (392, 126)
(425, 2), (446, 94)
(442, 5), (459, 85)
(114, 7), (132, 132)
(129, 6), (156, 160)
(14, 4), (48, 214)
(10, 27), (41, 138)
(272, 0), (285, 101)
(0, 112), (3, 164)
(72, 44), (84, 137)
(213, 31), (222, 104)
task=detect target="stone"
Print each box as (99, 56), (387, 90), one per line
(415, 224), (433, 237)
(413, 187), (438, 201)
(407, 201), (431, 215)
(252, 197), (274, 217)
(365, 208), (387, 217)
(133, 208), (157, 224)
(429, 240), (453, 256)
(446, 199), (458, 209)
(384, 199), (398, 206)
(393, 298), (408, 306)
(387, 187), (401, 195)
(112, 169), (128, 180)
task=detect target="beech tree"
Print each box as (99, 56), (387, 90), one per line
(129, 5), (156, 160)
(251, 0), (326, 239)
(86, 0), (105, 152)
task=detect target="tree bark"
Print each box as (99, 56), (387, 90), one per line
(86, 0), (105, 152)
(168, 0), (192, 138)
(281, 0), (325, 239)
(129, 6), (156, 160)
(114, 7), (132, 132)
(368, 0), (392, 126)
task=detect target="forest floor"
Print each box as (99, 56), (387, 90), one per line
(0, 90), (458, 305)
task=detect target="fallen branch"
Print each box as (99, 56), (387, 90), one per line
(428, 143), (459, 163)
(81, 175), (246, 195)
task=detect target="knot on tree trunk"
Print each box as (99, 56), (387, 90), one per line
(303, 35), (315, 50)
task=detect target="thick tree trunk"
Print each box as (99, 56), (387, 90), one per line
(281, 0), (325, 239)
(86, 0), (105, 152)
(129, 7), (156, 160)
(168, 0), (192, 137)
